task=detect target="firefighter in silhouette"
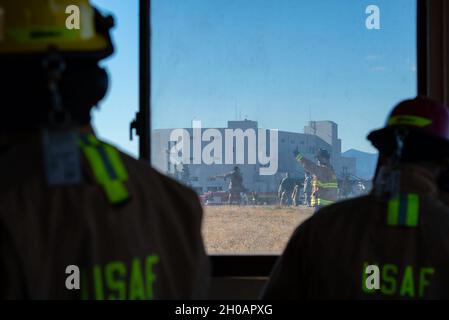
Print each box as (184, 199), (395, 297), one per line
(216, 166), (245, 204)
(293, 148), (338, 210)
(0, 0), (208, 299)
(263, 97), (449, 299)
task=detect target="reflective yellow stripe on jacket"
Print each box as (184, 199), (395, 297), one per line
(314, 181), (338, 189)
(311, 179), (338, 207)
(311, 197), (335, 206)
(387, 193), (419, 227)
(78, 134), (130, 204)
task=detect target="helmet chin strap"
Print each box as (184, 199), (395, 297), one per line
(42, 51), (72, 129)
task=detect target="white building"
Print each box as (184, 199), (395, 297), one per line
(152, 120), (356, 194)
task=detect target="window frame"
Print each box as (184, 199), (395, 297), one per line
(140, 0), (427, 277)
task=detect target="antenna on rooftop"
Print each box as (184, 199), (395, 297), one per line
(235, 102), (238, 120)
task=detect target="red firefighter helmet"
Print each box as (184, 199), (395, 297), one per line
(368, 96), (449, 158)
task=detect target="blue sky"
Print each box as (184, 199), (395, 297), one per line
(91, 0), (139, 157)
(92, 0), (417, 156)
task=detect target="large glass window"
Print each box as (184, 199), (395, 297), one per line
(151, 0), (417, 254)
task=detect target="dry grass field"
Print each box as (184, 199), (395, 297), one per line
(202, 205), (314, 254)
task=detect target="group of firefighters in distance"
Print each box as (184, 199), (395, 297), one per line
(278, 148), (339, 209)
(213, 146), (346, 209)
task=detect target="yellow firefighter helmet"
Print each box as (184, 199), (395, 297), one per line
(0, 0), (113, 60)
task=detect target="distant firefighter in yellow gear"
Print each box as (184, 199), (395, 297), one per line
(293, 148), (338, 210)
